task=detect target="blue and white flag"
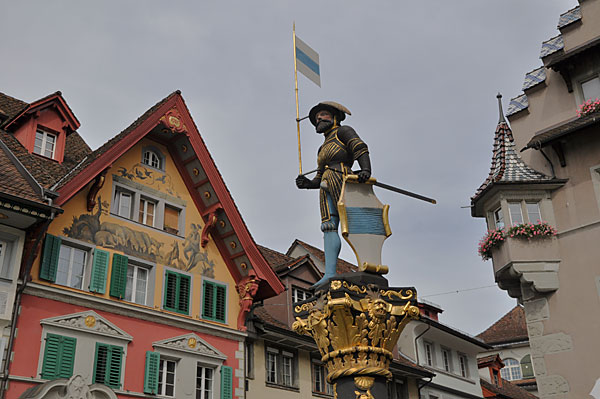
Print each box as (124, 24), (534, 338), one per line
(295, 35), (321, 87)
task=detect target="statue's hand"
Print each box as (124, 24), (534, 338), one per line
(296, 175), (312, 189)
(357, 169), (371, 183)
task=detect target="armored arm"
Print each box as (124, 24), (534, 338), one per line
(338, 126), (371, 182)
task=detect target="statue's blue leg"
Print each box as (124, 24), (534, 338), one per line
(313, 193), (341, 288)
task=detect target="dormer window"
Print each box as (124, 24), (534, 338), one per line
(34, 130), (56, 159)
(142, 148), (163, 170)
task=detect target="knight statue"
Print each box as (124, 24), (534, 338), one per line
(295, 101), (371, 287)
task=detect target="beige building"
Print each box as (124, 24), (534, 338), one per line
(471, 1), (600, 397)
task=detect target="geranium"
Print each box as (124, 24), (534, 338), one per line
(478, 222), (557, 260)
(507, 221), (557, 239)
(576, 98), (600, 117)
(478, 228), (506, 261)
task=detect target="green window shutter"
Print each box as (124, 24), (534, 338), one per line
(221, 366), (233, 399)
(144, 351), (160, 394)
(107, 345), (123, 388)
(94, 343), (122, 389)
(164, 271), (190, 314)
(41, 333), (76, 380)
(109, 253), (128, 299)
(40, 234), (61, 282)
(521, 354), (534, 378)
(178, 274), (191, 314)
(215, 284), (226, 323)
(58, 336), (77, 378)
(89, 249), (109, 293)
(164, 271), (178, 311)
(203, 280), (215, 320)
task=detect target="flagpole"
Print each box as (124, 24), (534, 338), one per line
(293, 22), (302, 174)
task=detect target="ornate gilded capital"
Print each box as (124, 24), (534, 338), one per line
(293, 279), (419, 383)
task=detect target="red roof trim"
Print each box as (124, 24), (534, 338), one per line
(5, 92), (80, 132)
(56, 93), (284, 297)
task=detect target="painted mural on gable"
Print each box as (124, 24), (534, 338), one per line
(116, 164), (181, 199)
(63, 196), (215, 277)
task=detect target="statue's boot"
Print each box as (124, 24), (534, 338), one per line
(312, 218), (341, 289)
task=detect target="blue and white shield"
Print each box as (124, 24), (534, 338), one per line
(337, 175), (391, 274)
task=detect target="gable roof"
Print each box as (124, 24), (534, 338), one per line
(481, 378), (538, 399)
(3, 91), (80, 132)
(477, 305), (529, 346)
(287, 239), (358, 273)
(51, 90), (284, 300)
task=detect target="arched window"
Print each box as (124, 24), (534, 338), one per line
(142, 149), (163, 170)
(500, 358), (522, 381)
(520, 354), (534, 378)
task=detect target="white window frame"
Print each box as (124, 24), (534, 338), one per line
(424, 341), (434, 367)
(441, 348), (452, 372)
(56, 243), (90, 290)
(266, 347), (296, 387)
(493, 207), (504, 229)
(500, 358), (522, 381)
(458, 353), (469, 378)
(114, 189), (134, 219)
(292, 287), (309, 303)
(125, 263), (149, 305)
(581, 75), (600, 102)
(158, 358), (177, 397)
(143, 150), (162, 170)
(138, 197), (157, 227)
(312, 361), (334, 396)
(0, 240), (10, 280)
(196, 363), (214, 399)
(34, 130), (57, 159)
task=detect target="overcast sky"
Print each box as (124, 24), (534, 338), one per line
(1, 1), (576, 335)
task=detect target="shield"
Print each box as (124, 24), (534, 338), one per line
(337, 175), (391, 274)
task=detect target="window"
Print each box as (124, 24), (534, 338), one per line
(265, 347), (295, 387)
(0, 240), (11, 280)
(521, 354), (534, 378)
(41, 333), (76, 380)
(164, 270), (191, 314)
(526, 202), (541, 224)
(500, 358), (522, 381)
(312, 362), (334, 396)
(111, 181), (185, 235)
(196, 364), (214, 399)
(93, 343), (123, 389)
(34, 130), (56, 158)
(458, 354), (468, 378)
(164, 205), (180, 234)
(202, 280), (226, 323)
(139, 197), (157, 227)
(582, 76), (600, 101)
(159, 358), (177, 397)
(493, 208), (504, 229)
(441, 348), (452, 372)
(508, 202), (523, 225)
(292, 287), (309, 303)
(143, 149), (162, 170)
(424, 341), (434, 366)
(125, 263), (148, 305)
(114, 189), (133, 219)
(56, 243), (87, 289)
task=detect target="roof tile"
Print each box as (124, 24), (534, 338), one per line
(481, 378), (538, 399)
(506, 94), (528, 117)
(522, 67), (546, 91)
(477, 305), (528, 345)
(540, 35), (564, 58)
(558, 6), (581, 29)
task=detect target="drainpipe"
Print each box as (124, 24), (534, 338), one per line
(0, 194), (57, 398)
(414, 323), (431, 399)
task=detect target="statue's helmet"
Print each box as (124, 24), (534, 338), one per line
(308, 101), (352, 126)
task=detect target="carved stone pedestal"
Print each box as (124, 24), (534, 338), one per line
(293, 273), (419, 399)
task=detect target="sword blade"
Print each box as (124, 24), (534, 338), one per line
(373, 181), (437, 204)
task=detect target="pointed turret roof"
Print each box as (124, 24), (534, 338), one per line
(472, 94), (553, 202)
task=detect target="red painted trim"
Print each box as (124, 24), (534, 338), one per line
(174, 96), (283, 297)
(5, 93), (80, 132)
(56, 93), (283, 298)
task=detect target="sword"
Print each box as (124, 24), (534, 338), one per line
(300, 168), (437, 205)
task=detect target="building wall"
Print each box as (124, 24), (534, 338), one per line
(8, 294), (243, 399)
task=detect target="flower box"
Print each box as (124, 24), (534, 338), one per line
(491, 236), (560, 275)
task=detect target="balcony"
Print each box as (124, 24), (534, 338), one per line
(491, 237), (561, 301)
